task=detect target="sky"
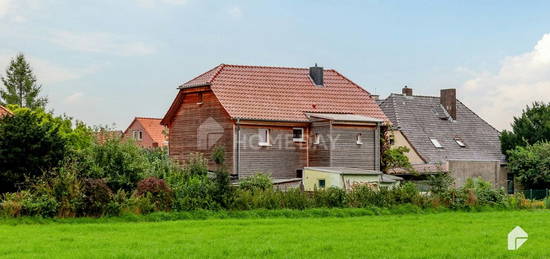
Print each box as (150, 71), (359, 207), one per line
(1, 0), (550, 130)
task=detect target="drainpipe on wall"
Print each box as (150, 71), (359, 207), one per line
(236, 118), (241, 179)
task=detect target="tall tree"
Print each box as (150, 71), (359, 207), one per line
(500, 102), (550, 156)
(0, 53), (48, 109)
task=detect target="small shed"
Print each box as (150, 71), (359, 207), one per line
(303, 167), (402, 191)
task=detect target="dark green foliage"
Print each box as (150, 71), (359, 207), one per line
(500, 102), (550, 155)
(239, 173), (273, 192)
(83, 139), (148, 192)
(184, 153), (208, 176)
(79, 178), (113, 217)
(427, 172), (455, 194)
(382, 146), (415, 173)
(0, 108), (66, 192)
(212, 146), (233, 208)
(0, 54), (47, 109)
(507, 142), (550, 188)
(171, 175), (217, 211)
(136, 177), (173, 211)
(313, 187), (347, 207)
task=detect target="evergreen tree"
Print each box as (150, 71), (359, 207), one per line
(0, 53), (48, 109)
(500, 102), (550, 156)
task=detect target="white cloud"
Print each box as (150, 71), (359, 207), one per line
(0, 50), (99, 84)
(227, 7), (243, 18)
(0, 0), (41, 22)
(135, 0), (188, 8)
(460, 33), (550, 130)
(49, 30), (157, 56)
(64, 92), (84, 104)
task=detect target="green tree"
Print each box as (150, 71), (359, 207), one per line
(0, 108), (66, 192)
(382, 146), (415, 174)
(1, 54), (48, 109)
(507, 142), (550, 189)
(500, 102), (550, 155)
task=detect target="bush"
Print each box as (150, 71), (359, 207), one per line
(79, 178), (113, 217)
(313, 187), (347, 208)
(507, 142), (550, 189)
(136, 177), (173, 211)
(0, 191), (58, 217)
(427, 172), (454, 194)
(171, 175), (217, 211)
(83, 139), (148, 192)
(184, 153), (208, 176)
(0, 108), (67, 192)
(212, 146), (233, 208)
(239, 173), (273, 192)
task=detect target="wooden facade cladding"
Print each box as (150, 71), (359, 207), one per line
(168, 89), (234, 171)
(237, 125), (307, 179)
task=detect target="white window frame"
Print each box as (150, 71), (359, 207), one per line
(430, 138), (443, 148)
(133, 130), (143, 141)
(356, 133), (363, 145)
(292, 128), (304, 142)
(313, 133), (321, 145)
(258, 129), (271, 146)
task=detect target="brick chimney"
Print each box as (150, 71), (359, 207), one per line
(402, 86), (413, 96)
(309, 64), (324, 86)
(440, 88), (457, 120)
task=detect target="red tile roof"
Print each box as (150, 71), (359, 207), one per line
(164, 64), (387, 124)
(0, 105), (12, 117)
(124, 117), (167, 145)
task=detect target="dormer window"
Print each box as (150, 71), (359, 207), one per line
(430, 138), (443, 148)
(133, 130), (143, 141)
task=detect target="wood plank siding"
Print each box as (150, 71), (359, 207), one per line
(168, 90), (234, 171)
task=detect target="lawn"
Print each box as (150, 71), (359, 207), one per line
(0, 210), (548, 258)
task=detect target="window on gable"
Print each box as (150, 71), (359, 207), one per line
(197, 92), (203, 104)
(356, 133), (363, 145)
(430, 138), (443, 148)
(314, 133), (321, 145)
(133, 130), (143, 141)
(258, 129), (270, 146)
(455, 139), (466, 148)
(293, 128), (304, 142)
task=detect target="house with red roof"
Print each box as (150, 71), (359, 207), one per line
(161, 64), (387, 180)
(0, 105), (12, 117)
(123, 117), (168, 148)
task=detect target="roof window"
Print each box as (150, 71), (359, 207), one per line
(455, 139), (466, 148)
(430, 138), (443, 148)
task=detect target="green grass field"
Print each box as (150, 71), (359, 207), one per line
(0, 210), (548, 258)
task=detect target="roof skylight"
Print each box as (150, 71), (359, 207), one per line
(430, 138), (443, 148)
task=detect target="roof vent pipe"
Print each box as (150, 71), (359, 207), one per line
(309, 64), (324, 86)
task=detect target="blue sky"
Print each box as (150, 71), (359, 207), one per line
(1, 0), (550, 130)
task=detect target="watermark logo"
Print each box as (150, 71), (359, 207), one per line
(508, 226), (528, 250)
(197, 117), (224, 150)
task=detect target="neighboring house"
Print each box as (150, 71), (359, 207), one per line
(378, 87), (507, 188)
(161, 64), (388, 180)
(0, 105), (12, 117)
(123, 117), (168, 148)
(303, 167), (402, 191)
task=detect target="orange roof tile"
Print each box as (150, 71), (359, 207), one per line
(164, 64), (387, 124)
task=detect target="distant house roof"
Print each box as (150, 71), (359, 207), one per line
(0, 105), (12, 117)
(379, 93), (504, 163)
(162, 64), (387, 124)
(124, 117), (166, 145)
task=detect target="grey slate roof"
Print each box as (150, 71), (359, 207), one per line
(379, 94), (505, 163)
